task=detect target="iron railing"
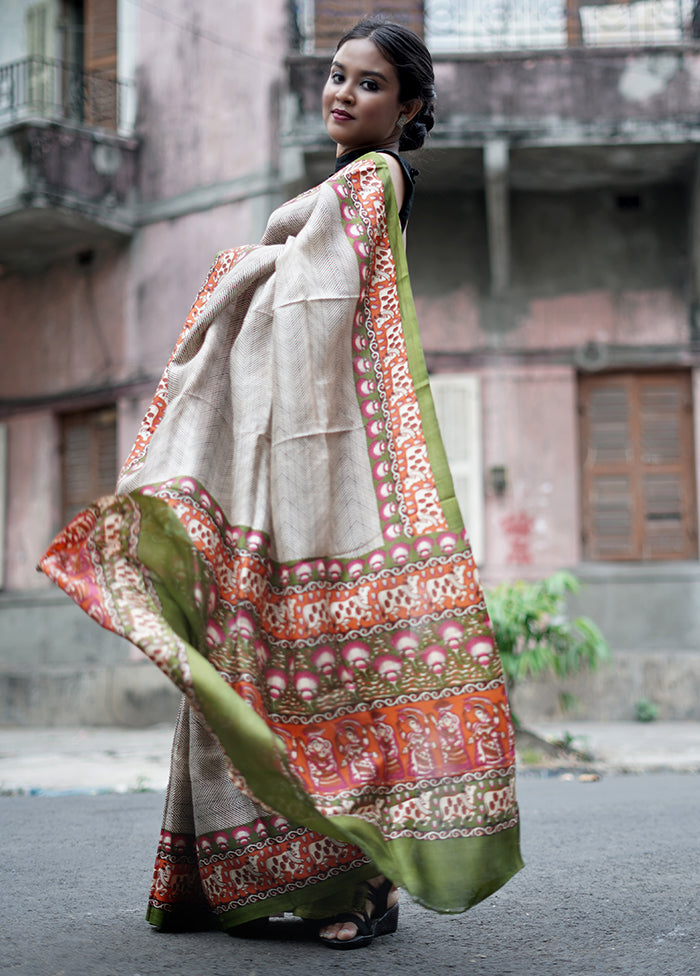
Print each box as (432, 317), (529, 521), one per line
(294, 0), (700, 53)
(0, 56), (129, 131)
(427, 0), (698, 51)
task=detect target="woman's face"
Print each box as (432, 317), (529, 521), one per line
(322, 37), (407, 157)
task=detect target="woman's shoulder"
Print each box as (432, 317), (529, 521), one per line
(375, 152), (408, 214)
(337, 150), (413, 212)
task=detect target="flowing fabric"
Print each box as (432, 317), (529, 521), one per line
(40, 153), (523, 930)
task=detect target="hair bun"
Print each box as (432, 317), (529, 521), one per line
(399, 103), (435, 152)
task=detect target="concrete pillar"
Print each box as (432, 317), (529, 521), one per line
(690, 150), (700, 341)
(483, 139), (510, 297)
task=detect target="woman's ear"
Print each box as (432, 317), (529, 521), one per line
(400, 98), (422, 125)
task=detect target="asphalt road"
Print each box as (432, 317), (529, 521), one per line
(2, 773), (698, 976)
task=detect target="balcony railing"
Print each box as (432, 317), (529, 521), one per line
(428, 0), (698, 50)
(0, 57), (130, 131)
(293, 0), (700, 53)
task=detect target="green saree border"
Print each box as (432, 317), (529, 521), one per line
(146, 861), (378, 930)
(367, 152), (464, 534)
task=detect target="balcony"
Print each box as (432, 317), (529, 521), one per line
(286, 1), (700, 193)
(286, 1), (700, 300)
(0, 57), (138, 272)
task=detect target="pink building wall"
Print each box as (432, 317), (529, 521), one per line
(1, 0), (290, 592)
(481, 365), (580, 580)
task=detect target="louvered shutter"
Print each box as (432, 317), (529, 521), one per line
(84, 0), (117, 128)
(61, 407), (117, 523)
(314, 1), (424, 51)
(640, 379), (695, 558)
(579, 372), (697, 560)
(429, 373), (484, 564)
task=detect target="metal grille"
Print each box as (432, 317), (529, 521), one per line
(427, 0), (697, 50)
(292, 0), (699, 52)
(0, 56), (129, 131)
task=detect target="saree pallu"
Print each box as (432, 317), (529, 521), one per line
(40, 153), (523, 930)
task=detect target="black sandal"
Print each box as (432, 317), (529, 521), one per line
(318, 878), (399, 950)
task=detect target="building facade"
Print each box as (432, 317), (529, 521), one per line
(2, 0), (699, 722)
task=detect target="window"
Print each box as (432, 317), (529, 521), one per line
(579, 371), (698, 560)
(84, 0), (118, 127)
(312, 0), (424, 50)
(60, 406), (117, 523)
(429, 374), (485, 563)
(26, 2), (52, 110)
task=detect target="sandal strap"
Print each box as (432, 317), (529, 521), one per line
(321, 910), (372, 936)
(365, 877), (394, 914)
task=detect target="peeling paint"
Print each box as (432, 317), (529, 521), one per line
(619, 55), (680, 102)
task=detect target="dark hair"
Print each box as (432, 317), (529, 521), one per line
(335, 17), (436, 151)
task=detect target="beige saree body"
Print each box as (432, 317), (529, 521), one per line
(41, 153), (523, 931)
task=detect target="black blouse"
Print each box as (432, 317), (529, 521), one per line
(334, 148), (418, 230)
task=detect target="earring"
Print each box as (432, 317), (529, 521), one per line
(397, 114), (408, 128)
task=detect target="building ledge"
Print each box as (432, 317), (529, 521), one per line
(0, 118), (138, 271)
(286, 46), (700, 192)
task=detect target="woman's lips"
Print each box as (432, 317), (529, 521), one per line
(331, 109), (354, 121)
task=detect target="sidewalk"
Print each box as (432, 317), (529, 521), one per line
(0, 725), (174, 795)
(1, 720), (699, 795)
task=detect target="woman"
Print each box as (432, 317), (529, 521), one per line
(41, 18), (523, 950)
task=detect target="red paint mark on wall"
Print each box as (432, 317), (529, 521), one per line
(501, 511), (534, 565)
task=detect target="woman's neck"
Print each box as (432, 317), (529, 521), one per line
(335, 138), (400, 158)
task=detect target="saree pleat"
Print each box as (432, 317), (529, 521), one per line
(40, 153), (523, 929)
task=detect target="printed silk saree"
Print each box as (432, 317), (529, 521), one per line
(40, 153), (523, 929)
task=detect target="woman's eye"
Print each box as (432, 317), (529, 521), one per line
(330, 71), (344, 83)
(361, 79), (378, 91)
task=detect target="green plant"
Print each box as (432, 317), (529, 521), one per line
(634, 698), (659, 723)
(486, 570), (610, 722)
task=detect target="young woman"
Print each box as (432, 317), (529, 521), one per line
(41, 18), (522, 951)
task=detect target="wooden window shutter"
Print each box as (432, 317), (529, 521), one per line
(429, 373), (485, 563)
(84, 0), (117, 73)
(84, 0), (118, 127)
(314, 1), (424, 51)
(61, 407), (118, 523)
(579, 372), (698, 561)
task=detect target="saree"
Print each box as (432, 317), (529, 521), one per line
(40, 153), (523, 930)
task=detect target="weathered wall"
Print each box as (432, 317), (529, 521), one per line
(289, 47), (700, 151)
(411, 184), (689, 355)
(0, 249), (129, 399)
(0, 0), (289, 595)
(432, 49), (700, 126)
(5, 412), (58, 590)
(409, 182), (692, 577)
(135, 1), (286, 202)
(480, 366), (580, 578)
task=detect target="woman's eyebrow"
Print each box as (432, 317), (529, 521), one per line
(331, 60), (389, 82)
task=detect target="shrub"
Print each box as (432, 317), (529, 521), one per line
(486, 570), (610, 721)
(634, 698), (659, 723)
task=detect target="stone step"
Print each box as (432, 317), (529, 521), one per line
(0, 663), (180, 727)
(514, 649), (700, 723)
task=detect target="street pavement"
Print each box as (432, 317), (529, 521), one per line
(1, 723), (699, 975)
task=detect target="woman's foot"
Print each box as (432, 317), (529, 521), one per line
(319, 875), (399, 947)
